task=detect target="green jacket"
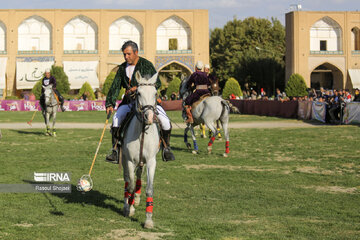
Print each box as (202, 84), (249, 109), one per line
(105, 57), (161, 108)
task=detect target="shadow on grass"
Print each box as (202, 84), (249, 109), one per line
(11, 130), (45, 136)
(23, 180), (127, 218)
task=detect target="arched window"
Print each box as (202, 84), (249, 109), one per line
(64, 15), (98, 52)
(310, 17), (342, 52)
(109, 16), (143, 52)
(18, 16), (52, 51)
(156, 15), (191, 53)
(0, 21), (5, 52)
(351, 27), (360, 51)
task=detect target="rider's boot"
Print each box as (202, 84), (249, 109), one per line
(106, 127), (120, 163)
(185, 105), (193, 124)
(59, 95), (66, 112)
(162, 128), (175, 162)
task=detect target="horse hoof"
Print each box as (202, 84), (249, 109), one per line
(207, 147), (212, 154)
(52, 133), (57, 137)
(123, 205), (130, 217)
(186, 143), (191, 149)
(223, 153), (228, 158)
(134, 194), (141, 207)
(144, 219), (154, 229)
(129, 205), (136, 217)
(192, 150), (198, 154)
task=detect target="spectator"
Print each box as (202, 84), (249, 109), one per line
(29, 93), (36, 101)
(353, 89), (360, 102)
(170, 92), (177, 101)
(275, 88), (283, 101)
(251, 89), (257, 100)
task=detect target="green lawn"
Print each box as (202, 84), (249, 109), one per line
(0, 111), (296, 124)
(0, 126), (359, 239)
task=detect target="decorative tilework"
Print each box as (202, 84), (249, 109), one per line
(155, 55), (194, 72)
(16, 56), (55, 62)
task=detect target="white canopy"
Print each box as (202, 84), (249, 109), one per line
(348, 69), (360, 89)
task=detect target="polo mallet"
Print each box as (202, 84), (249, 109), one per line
(27, 111), (38, 126)
(77, 112), (112, 192)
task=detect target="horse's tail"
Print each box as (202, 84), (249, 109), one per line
(220, 99), (230, 117)
(223, 100), (240, 114)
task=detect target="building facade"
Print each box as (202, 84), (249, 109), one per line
(0, 9), (209, 98)
(286, 11), (360, 90)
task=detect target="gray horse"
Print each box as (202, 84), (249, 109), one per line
(121, 72), (159, 229)
(42, 84), (58, 136)
(180, 78), (230, 157)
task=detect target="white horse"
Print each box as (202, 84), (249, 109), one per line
(42, 84), (58, 136)
(180, 78), (230, 157)
(121, 72), (160, 229)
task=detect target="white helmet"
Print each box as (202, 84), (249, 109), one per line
(195, 61), (204, 70)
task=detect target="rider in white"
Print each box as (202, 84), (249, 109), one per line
(105, 41), (175, 162)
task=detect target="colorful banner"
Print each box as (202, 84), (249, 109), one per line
(343, 102), (360, 124)
(298, 101), (312, 120)
(0, 57), (7, 89)
(311, 101), (327, 123)
(16, 57), (55, 89)
(63, 61), (99, 89)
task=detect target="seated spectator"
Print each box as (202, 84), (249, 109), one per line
(250, 89), (257, 100)
(354, 89), (360, 102)
(170, 92), (177, 101)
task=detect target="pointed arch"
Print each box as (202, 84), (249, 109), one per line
(109, 16), (143, 51)
(310, 16), (342, 52)
(18, 15), (52, 51)
(156, 15), (192, 52)
(64, 15), (98, 52)
(310, 62), (344, 90)
(0, 21), (6, 52)
(351, 27), (360, 51)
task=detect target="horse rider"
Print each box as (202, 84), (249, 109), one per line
(40, 68), (65, 112)
(184, 61), (211, 124)
(105, 40), (175, 162)
(204, 64), (219, 96)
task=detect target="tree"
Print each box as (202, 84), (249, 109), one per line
(210, 17), (285, 93)
(31, 65), (70, 99)
(285, 73), (308, 97)
(79, 82), (96, 100)
(166, 77), (181, 99)
(222, 77), (243, 99)
(102, 71), (125, 100)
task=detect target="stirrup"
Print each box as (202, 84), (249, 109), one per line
(162, 147), (175, 162)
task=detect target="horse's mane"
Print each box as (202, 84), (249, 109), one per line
(179, 77), (190, 99)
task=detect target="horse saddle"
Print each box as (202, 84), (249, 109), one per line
(191, 93), (211, 110)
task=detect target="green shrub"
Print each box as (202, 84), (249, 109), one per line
(285, 73), (308, 97)
(166, 77), (181, 99)
(78, 82), (96, 100)
(32, 81), (42, 100)
(222, 77), (243, 99)
(102, 71), (125, 100)
(5, 96), (20, 100)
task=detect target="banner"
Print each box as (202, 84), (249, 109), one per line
(16, 57), (54, 89)
(63, 61), (99, 89)
(343, 102), (360, 124)
(311, 101), (327, 123)
(298, 101), (312, 120)
(0, 57), (7, 89)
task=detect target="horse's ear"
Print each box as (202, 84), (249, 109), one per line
(149, 72), (158, 85)
(135, 71), (142, 82)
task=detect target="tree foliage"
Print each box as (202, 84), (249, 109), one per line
(285, 73), (308, 97)
(32, 81), (42, 100)
(210, 17), (285, 93)
(222, 77), (243, 99)
(79, 82), (96, 100)
(166, 77), (181, 99)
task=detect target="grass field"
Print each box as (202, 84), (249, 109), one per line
(0, 120), (359, 239)
(0, 111), (297, 124)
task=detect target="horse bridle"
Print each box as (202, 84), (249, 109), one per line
(135, 83), (158, 121)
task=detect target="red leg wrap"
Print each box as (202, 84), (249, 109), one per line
(208, 136), (216, 146)
(225, 141), (230, 154)
(124, 182), (129, 198)
(135, 179), (141, 195)
(146, 197), (153, 213)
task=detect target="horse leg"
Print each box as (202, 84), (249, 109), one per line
(45, 112), (51, 136)
(206, 121), (219, 154)
(52, 109), (57, 137)
(134, 166), (143, 206)
(216, 120), (222, 140)
(122, 158), (130, 212)
(220, 110), (230, 157)
(144, 157), (156, 229)
(189, 125), (198, 154)
(184, 126), (192, 149)
(200, 123), (206, 138)
(124, 161), (136, 217)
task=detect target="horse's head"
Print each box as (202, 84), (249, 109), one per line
(135, 71), (158, 125)
(179, 76), (190, 100)
(43, 84), (55, 105)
